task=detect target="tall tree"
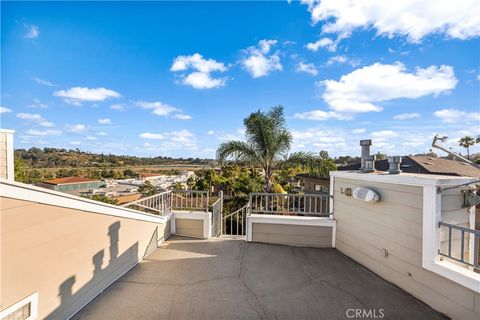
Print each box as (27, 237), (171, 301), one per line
(217, 106), (314, 192)
(458, 136), (475, 160)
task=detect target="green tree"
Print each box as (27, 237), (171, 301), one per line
(307, 151), (337, 180)
(217, 106), (314, 192)
(14, 158), (27, 182)
(81, 194), (119, 205)
(138, 181), (156, 196)
(458, 136), (476, 159)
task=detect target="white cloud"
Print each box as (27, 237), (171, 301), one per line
(32, 77), (56, 87)
(294, 110), (352, 121)
(393, 112), (420, 120)
(433, 108), (480, 123)
(136, 101), (178, 116)
(296, 62), (318, 76)
(372, 130), (398, 138)
(139, 132), (164, 140)
(16, 112), (54, 127)
(306, 37), (338, 52)
(241, 39), (282, 78)
(182, 72), (226, 89)
(0, 106), (12, 113)
(171, 53), (226, 73)
(139, 130), (197, 151)
(136, 101), (191, 119)
(98, 118), (112, 125)
(326, 55), (360, 67)
(54, 87), (120, 105)
(352, 128), (366, 134)
(28, 98), (49, 109)
(207, 130), (215, 136)
(24, 24), (39, 39)
(321, 62), (457, 113)
(300, 0), (480, 42)
(110, 104), (125, 111)
(169, 129), (195, 142)
(65, 124), (87, 133)
(171, 53), (228, 89)
(26, 129), (61, 136)
(98, 131), (108, 136)
(173, 114), (192, 120)
(86, 136), (97, 141)
(69, 141), (81, 146)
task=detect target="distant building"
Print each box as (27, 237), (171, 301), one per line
(139, 173), (163, 181)
(338, 155), (480, 177)
(297, 174), (330, 195)
(37, 177), (104, 192)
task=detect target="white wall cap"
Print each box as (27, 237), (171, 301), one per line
(330, 170), (477, 187)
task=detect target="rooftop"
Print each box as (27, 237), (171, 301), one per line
(43, 176), (100, 185)
(74, 236), (446, 320)
(339, 156), (480, 178)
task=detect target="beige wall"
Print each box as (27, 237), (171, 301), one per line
(1, 196), (171, 319)
(0, 132), (8, 180)
(333, 177), (480, 320)
(175, 218), (204, 238)
(251, 223), (332, 248)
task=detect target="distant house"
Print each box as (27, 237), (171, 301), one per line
(297, 174), (330, 195)
(37, 177), (104, 192)
(139, 173), (163, 181)
(338, 155), (480, 177)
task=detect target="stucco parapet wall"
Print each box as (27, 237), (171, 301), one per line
(0, 179), (167, 224)
(330, 170), (478, 187)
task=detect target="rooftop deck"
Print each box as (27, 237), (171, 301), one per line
(75, 236), (446, 320)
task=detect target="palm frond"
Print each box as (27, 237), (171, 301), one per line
(216, 141), (259, 165)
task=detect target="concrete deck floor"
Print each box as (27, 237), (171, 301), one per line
(75, 236), (447, 320)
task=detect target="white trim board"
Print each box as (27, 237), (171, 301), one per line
(0, 179), (166, 224)
(0, 291), (38, 320)
(246, 214), (336, 246)
(330, 171), (477, 187)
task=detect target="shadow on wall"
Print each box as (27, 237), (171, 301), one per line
(45, 221), (158, 320)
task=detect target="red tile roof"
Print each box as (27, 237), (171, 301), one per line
(43, 177), (100, 185)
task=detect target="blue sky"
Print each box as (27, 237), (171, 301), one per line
(1, 1), (479, 158)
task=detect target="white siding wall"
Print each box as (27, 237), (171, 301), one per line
(333, 177), (480, 320)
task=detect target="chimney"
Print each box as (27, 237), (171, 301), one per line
(388, 156), (402, 174)
(363, 154), (376, 173)
(0, 129), (15, 181)
(360, 139), (372, 171)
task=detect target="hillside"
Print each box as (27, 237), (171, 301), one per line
(15, 147), (213, 168)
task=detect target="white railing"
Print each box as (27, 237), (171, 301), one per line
(121, 190), (209, 215)
(249, 193), (331, 216)
(222, 203), (249, 236)
(172, 190), (209, 212)
(121, 190), (172, 215)
(211, 193), (223, 237)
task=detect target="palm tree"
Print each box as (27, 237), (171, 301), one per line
(217, 106), (314, 192)
(458, 136), (475, 160)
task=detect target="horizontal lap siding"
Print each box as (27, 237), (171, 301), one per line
(252, 223), (332, 248)
(333, 177), (480, 320)
(175, 218), (204, 238)
(0, 132), (7, 179)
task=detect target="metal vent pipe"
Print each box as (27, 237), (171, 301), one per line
(388, 156), (402, 174)
(360, 139), (372, 171)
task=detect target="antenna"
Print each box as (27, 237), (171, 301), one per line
(431, 134), (480, 169)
